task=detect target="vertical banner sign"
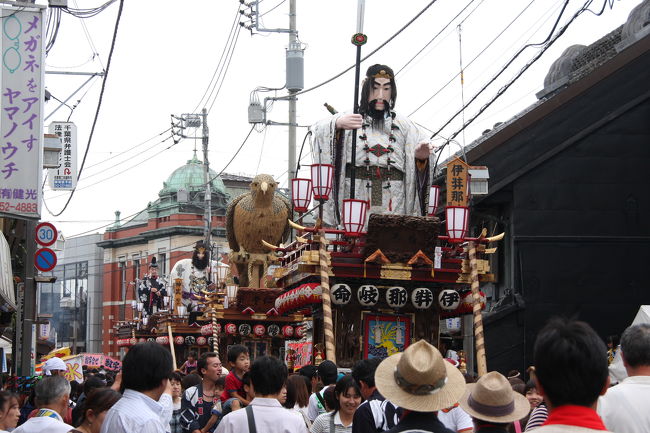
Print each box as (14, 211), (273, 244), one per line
(48, 122), (77, 190)
(0, 5), (45, 218)
(446, 157), (470, 207)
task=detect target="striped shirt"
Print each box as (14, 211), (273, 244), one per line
(525, 403), (548, 431)
(311, 412), (352, 433)
(100, 389), (169, 433)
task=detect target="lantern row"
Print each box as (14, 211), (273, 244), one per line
(291, 164), (469, 240)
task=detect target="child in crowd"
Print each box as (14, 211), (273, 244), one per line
(219, 345), (251, 412)
(198, 376), (226, 433)
(180, 351), (198, 375)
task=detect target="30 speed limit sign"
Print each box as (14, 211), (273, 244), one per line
(35, 222), (58, 247)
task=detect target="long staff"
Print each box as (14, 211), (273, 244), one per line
(349, 0), (366, 199)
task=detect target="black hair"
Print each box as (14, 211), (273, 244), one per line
(122, 342), (173, 392)
(534, 318), (608, 407)
(227, 344), (249, 364)
(606, 335), (620, 348)
(351, 358), (381, 389)
(359, 64), (397, 129)
(215, 376), (226, 390)
(249, 356), (287, 396)
(621, 323), (650, 367)
(524, 380), (537, 395)
(169, 371), (183, 383)
(0, 391), (16, 415)
(79, 388), (121, 425)
(317, 360), (338, 386)
(331, 375), (361, 416)
(181, 373), (202, 391)
(323, 385), (337, 412)
(83, 376), (106, 395)
(197, 352), (219, 377)
(188, 351), (197, 359)
(298, 365), (317, 380)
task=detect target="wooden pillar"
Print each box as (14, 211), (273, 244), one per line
(468, 241), (487, 377)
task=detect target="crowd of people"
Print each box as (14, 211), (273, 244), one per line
(1, 319), (647, 433)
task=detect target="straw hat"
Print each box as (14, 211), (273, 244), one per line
(459, 371), (530, 423)
(375, 340), (466, 412)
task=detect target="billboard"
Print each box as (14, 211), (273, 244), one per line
(48, 122), (77, 190)
(0, 5), (45, 218)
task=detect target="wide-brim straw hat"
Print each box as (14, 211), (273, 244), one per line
(459, 371), (530, 423)
(375, 340), (466, 412)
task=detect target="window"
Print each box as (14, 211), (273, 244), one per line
(158, 250), (167, 275)
(132, 255), (141, 280)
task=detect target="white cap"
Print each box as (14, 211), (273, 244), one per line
(43, 357), (66, 375)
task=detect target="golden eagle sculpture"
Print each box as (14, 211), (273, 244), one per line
(226, 174), (290, 287)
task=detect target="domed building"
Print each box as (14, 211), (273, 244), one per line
(98, 153), (252, 357)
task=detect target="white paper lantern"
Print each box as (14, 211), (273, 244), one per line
(411, 287), (434, 309)
(385, 286), (408, 309)
(253, 324), (266, 337)
(239, 324), (251, 336)
(331, 284), (352, 305)
(357, 285), (379, 306)
(184, 336), (196, 345)
(267, 324), (280, 337)
(438, 289), (461, 311)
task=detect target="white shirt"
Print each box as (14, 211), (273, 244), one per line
(437, 405), (474, 432)
(101, 389), (169, 433)
(307, 388), (327, 421)
(216, 397), (308, 433)
(597, 375), (650, 433)
(13, 408), (73, 433)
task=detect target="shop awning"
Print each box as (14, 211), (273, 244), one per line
(0, 232), (17, 312)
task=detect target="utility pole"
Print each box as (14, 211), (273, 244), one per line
(19, 221), (37, 376)
(288, 0), (297, 199)
(202, 108), (212, 258)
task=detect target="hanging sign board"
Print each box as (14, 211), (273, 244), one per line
(0, 5), (45, 218)
(446, 157), (470, 206)
(48, 122), (77, 190)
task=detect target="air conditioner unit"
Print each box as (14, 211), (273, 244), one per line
(469, 166), (489, 195)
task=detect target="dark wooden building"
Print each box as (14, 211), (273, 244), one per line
(441, 9), (650, 373)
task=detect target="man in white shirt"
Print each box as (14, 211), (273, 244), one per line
(13, 375), (74, 433)
(307, 360), (338, 421)
(216, 355), (307, 433)
(598, 323), (650, 433)
(101, 341), (173, 433)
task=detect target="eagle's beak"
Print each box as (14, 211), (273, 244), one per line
(260, 181), (268, 194)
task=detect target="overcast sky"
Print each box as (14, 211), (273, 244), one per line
(38, 0), (639, 238)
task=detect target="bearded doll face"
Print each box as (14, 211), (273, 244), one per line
(368, 77), (392, 112)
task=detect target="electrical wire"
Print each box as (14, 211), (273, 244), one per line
(62, 0), (117, 18)
(46, 0), (125, 217)
(409, 0), (539, 117)
(429, 0), (571, 139)
(272, 0), (441, 101)
(436, 0), (617, 145)
(192, 4), (241, 112)
(83, 128), (172, 170)
(395, 0), (480, 76)
(72, 0), (106, 71)
(260, 0), (287, 17)
(204, 125), (256, 186)
(206, 24), (242, 113)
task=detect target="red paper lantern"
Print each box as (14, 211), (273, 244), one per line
(156, 336), (169, 345)
(253, 324), (266, 337)
(129, 337), (137, 346)
(457, 290), (486, 314)
(343, 199), (368, 236)
(196, 336), (207, 346)
(138, 338), (146, 343)
(282, 325), (294, 338)
(225, 323), (237, 335)
(291, 178), (313, 213)
(445, 206), (469, 242)
(311, 164), (334, 201)
(215, 323), (222, 334)
(200, 324), (212, 336)
(295, 326), (306, 338)
(174, 336), (185, 345)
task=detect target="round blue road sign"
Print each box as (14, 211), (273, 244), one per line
(34, 248), (57, 272)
